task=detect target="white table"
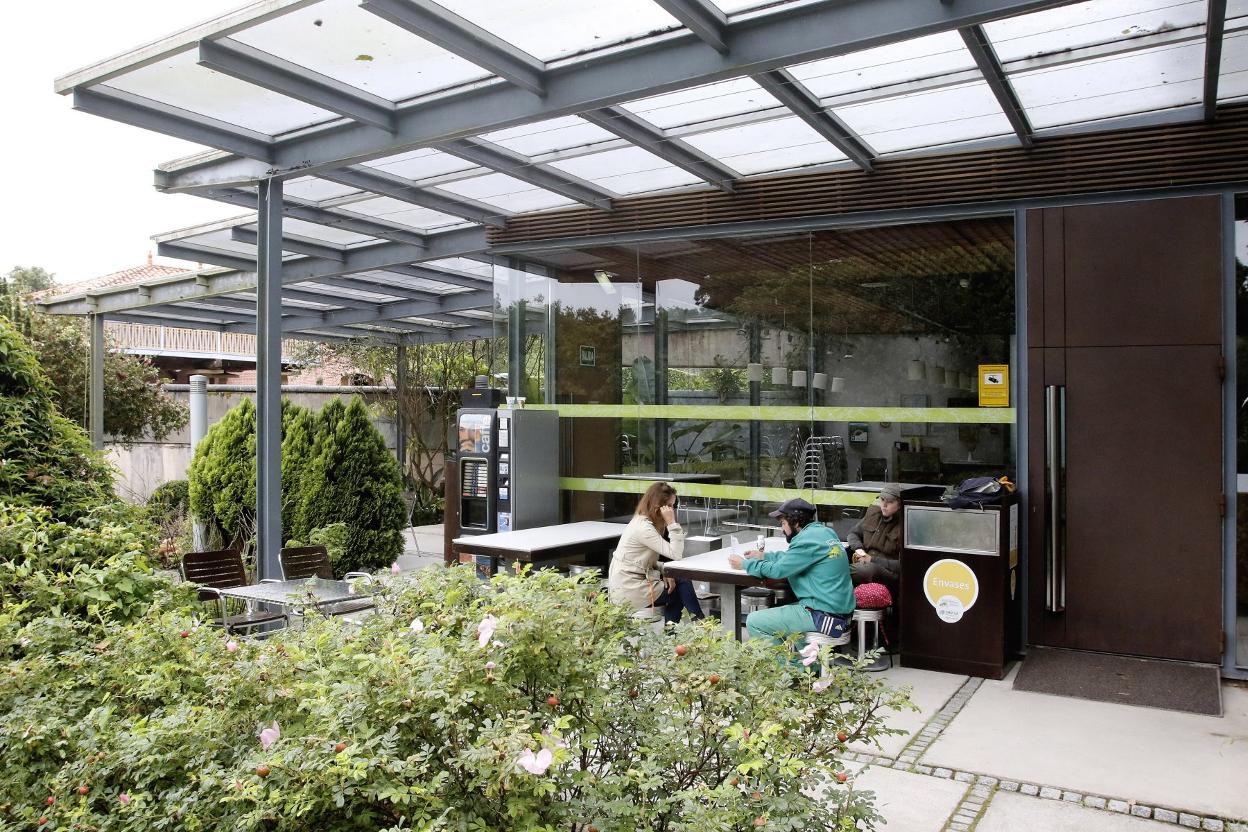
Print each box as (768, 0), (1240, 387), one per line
(452, 520), (626, 568)
(662, 539), (788, 638)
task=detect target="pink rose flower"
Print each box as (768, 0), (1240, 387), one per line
(259, 721), (280, 751)
(118, 792), (131, 805)
(812, 677), (834, 693)
(226, 640), (239, 653)
(516, 748), (553, 775)
(391, 562), (401, 574)
(477, 615), (498, 648)
(799, 642), (821, 667)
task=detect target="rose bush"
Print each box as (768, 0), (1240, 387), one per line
(1, 564), (911, 831)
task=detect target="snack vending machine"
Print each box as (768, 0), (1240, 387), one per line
(455, 407), (558, 542)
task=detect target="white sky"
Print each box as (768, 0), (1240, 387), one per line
(0, 1), (251, 286)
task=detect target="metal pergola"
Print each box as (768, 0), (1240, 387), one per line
(40, 0), (1241, 577)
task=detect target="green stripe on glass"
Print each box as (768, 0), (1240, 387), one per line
(558, 477), (878, 507)
(523, 404), (1013, 423)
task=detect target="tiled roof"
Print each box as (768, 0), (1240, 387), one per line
(35, 263), (190, 299)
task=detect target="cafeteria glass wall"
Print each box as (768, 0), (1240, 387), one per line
(1235, 195), (1248, 671)
(503, 216), (1016, 528)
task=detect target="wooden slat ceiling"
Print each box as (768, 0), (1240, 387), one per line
(492, 103), (1248, 246)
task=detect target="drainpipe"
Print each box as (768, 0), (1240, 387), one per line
(189, 374), (208, 550)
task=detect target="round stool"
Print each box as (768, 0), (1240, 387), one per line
(632, 606), (664, 633)
(851, 608), (891, 672)
(802, 630), (852, 675)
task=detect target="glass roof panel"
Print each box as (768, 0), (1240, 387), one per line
(620, 77), (780, 130)
(1219, 30), (1248, 101)
(362, 147), (481, 182)
(427, 257), (493, 279)
(437, 173), (578, 212)
(1010, 40), (1204, 129)
(482, 116), (616, 157)
(232, 0), (492, 103)
(436, 0), (680, 63)
(547, 146), (702, 194)
(336, 197), (466, 231)
(787, 32), (975, 100)
(682, 116), (848, 174)
(283, 176), (362, 204)
(105, 50), (336, 136)
(984, 0), (1207, 63)
(833, 81), (1013, 153)
(282, 218), (373, 246)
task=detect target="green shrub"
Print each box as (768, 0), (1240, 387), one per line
(0, 566), (908, 830)
(0, 318), (116, 520)
(298, 397), (406, 574)
(280, 402), (317, 544)
(187, 398), (257, 548)
(307, 522), (351, 568)
(0, 501), (189, 638)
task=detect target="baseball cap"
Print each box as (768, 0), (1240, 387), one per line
(768, 497), (817, 518)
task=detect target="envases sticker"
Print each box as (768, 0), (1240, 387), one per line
(922, 559), (979, 623)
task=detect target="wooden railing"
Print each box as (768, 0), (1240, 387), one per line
(106, 322), (297, 358)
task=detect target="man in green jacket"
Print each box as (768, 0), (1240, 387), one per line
(727, 498), (856, 652)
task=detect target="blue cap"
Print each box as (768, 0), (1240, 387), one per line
(769, 497), (816, 518)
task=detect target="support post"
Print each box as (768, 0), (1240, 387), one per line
(507, 262), (526, 398)
(189, 374), (209, 550)
(395, 343), (408, 478)
(255, 178), (283, 581)
(89, 313), (105, 451)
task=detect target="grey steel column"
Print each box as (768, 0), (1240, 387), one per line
(654, 310), (669, 472)
(89, 312), (105, 450)
(748, 321), (761, 489)
(543, 285), (557, 404)
(395, 343), (408, 477)
(189, 374), (209, 551)
(255, 178), (283, 581)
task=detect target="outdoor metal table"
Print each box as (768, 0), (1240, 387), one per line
(216, 577), (374, 614)
(661, 540), (788, 640)
(452, 520), (626, 572)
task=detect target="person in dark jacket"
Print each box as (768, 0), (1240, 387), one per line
(848, 483), (903, 585)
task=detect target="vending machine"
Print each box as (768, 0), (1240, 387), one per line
(455, 407), (559, 540)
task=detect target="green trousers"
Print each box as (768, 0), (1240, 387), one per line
(745, 603), (816, 651)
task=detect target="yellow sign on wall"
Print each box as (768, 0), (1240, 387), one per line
(923, 558), (979, 623)
(978, 364), (1010, 407)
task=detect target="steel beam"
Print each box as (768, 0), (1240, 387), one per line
(580, 106), (737, 191)
(384, 262), (492, 292)
(280, 287), (492, 331)
(157, 241), (259, 273)
(230, 226), (346, 261)
(652, 0), (728, 53)
(318, 166), (510, 227)
(960, 25), (1032, 146)
(255, 177), (283, 581)
(751, 70), (875, 170)
(439, 137), (615, 209)
(194, 187), (429, 247)
(199, 38), (397, 132)
(280, 287), (378, 309)
(360, 0), (546, 96)
(41, 226), (488, 316)
(89, 313), (105, 450)
(1205, 0), (1228, 121)
(74, 86), (274, 161)
(396, 343), (407, 472)
(154, 0), (1073, 188)
(308, 274), (445, 300)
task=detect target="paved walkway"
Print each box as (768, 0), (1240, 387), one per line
(393, 524), (1248, 831)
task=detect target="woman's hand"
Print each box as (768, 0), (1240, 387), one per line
(664, 576), (677, 593)
(659, 505), (676, 526)
(853, 548), (871, 563)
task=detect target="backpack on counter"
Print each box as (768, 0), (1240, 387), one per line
(942, 476), (1014, 509)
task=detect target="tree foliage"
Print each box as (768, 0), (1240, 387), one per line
(0, 271), (187, 445)
(0, 318), (116, 520)
(298, 396), (406, 574)
(279, 402), (318, 544)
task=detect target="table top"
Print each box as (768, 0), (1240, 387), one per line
(453, 520), (625, 554)
(217, 577), (368, 608)
(662, 539), (788, 586)
(834, 480), (941, 493)
(603, 472), (722, 483)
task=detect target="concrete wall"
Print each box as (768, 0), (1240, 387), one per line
(108, 386), (398, 503)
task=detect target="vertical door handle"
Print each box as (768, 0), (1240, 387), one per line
(1044, 385), (1066, 612)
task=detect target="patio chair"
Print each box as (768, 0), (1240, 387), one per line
(181, 548), (288, 635)
(278, 545), (376, 617)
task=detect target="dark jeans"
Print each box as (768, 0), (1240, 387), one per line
(654, 578), (705, 624)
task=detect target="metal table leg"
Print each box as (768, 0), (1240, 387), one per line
(710, 581), (741, 641)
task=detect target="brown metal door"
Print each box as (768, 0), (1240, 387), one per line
(1027, 196), (1224, 663)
